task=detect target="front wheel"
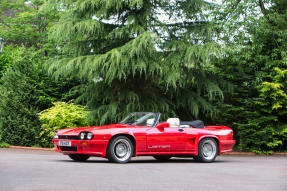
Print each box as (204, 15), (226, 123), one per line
(153, 155), (172, 162)
(196, 138), (218, 163)
(107, 136), (134, 163)
(68, 154), (90, 162)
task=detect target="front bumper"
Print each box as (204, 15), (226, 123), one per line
(52, 139), (109, 157)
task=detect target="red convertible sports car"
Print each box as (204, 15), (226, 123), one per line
(53, 112), (235, 163)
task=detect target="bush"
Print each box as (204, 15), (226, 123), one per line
(0, 48), (43, 146)
(38, 101), (89, 147)
(256, 67), (287, 152)
(0, 47), (78, 147)
(0, 142), (10, 148)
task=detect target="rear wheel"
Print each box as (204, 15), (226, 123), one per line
(107, 136), (134, 163)
(68, 154), (90, 162)
(153, 155), (172, 162)
(196, 138), (218, 163)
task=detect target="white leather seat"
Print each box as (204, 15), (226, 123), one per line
(167, 118), (180, 128)
(146, 118), (155, 126)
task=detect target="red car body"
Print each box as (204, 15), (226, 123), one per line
(53, 112), (235, 163)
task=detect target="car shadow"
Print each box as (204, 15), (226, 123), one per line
(128, 158), (231, 164)
(54, 159), (110, 163)
(53, 157), (230, 164)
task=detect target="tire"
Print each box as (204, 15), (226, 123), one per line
(107, 136), (134, 163)
(68, 154), (90, 162)
(153, 155), (172, 162)
(196, 138), (218, 163)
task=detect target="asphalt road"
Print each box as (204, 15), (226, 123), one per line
(0, 149), (286, 191)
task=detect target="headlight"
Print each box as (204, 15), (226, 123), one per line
(79, 132), (93, 140)
(87, 132), (93, 140)
(54, 132), (58, 139)
(80, 132), (85, 140)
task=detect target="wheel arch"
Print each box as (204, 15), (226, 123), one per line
(106, 133), (137, 157)
(198, 136), (221, 155)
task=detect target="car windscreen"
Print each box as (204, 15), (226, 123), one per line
(119, 113), (157, 127)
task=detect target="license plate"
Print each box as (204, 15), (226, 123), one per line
(58, 141), (71, 147)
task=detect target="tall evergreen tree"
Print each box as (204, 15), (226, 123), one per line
(44, 0), (227, 124)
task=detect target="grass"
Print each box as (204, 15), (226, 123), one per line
(0, 142), (10, 148)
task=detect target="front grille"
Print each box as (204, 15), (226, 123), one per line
(60, 146), (77, 152)
(58, 135), (79, 140)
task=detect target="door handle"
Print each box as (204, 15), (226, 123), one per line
(178, 129), (184, 132)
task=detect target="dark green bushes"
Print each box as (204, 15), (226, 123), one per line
(215, 0), (287, 153)
(0, 48), (43, 146)
(0, 48), (73, 146)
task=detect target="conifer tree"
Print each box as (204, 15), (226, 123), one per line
(44, 0), (227, 124)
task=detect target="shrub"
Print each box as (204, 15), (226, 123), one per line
(0, 142), (10, 148)
(256, 67), (287, 152)
(0, 48), (43, 146)
(0, 47), (79, 147)
(38, 101), (89, 147)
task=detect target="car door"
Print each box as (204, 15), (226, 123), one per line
(146, 127), (186, 152)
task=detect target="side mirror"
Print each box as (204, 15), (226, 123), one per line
(156, 123), (170, 130)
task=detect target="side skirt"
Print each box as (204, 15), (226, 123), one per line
(135, 151), (197, 156)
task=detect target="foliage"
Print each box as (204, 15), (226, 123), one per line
(257, 67), (287, 150)
(215, 0), (287, 153)
(0, 47), (73, 146)
(0, 0), (59, 52)
(38, 101), (89, 147)
(0, 46), (13, 80)
(44, 0), (229, 124)
(0, 142), (10, 148)
(258, 68), (287, 112)
(0, 0), (82, 147)
(0, 48), (43, 146)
